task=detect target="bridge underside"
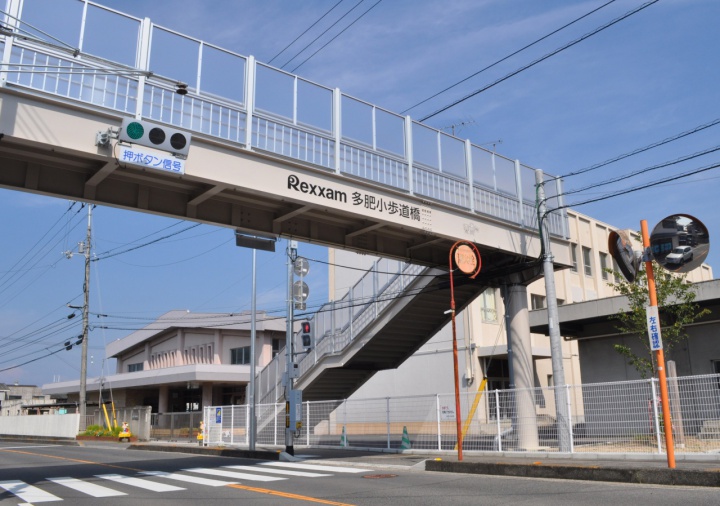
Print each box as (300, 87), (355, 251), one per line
(0, 95), (538, 266)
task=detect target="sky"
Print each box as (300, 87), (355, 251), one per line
(1, 0), (718, 387)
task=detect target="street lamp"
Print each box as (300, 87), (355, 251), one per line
(234, 230), (277, 451)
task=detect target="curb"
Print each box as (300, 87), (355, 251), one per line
(0, 435), (79, 446)
(127, 443), (280, 460)
(425, 460), (720, 488)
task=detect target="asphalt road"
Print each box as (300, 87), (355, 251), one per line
(1, 442), (718, 505)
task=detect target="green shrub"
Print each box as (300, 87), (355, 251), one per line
(79, 425), (123, 437)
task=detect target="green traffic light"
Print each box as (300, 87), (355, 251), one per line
(126, 121), (144, 140)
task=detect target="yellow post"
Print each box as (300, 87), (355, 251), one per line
(455, 378), (487, 451)
(101, 402), (112, 430)
(641, 220), (675, 469)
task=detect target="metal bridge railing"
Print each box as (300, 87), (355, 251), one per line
(1, 0), (569, 239)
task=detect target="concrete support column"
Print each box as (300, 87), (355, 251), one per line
(504, 284), (539, 450)
(158, 385), (169, 414)
(201, 383), (213, 409)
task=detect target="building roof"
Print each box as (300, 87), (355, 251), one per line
(105, 310), (286, 358)
(529, 278), (720, 339)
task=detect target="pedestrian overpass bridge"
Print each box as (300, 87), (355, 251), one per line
(1, 1), (570, 402)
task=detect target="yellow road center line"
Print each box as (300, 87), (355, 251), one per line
(0, 448), (143, 472)
(227, 483), (356, 506)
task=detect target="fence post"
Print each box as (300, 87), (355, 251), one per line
(650, 379), (662, 453)
(495, 390), (502, 452)
(274, 403), (278, 446)
(343, 399), (348, 448)
(386, 397), (391, 449)
(245, 405), (249, 446)
(566, 384), (574, 453)
(436, 394), (442, 451)
(306, 401), (310, 446)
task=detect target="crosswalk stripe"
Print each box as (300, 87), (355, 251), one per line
(96, 473), (185, 492)
(260, 462), (372, 473)
(0, 480), (62, 503)
(141, 471), (237, 487)
(224, 465), (331, 478)
(183, 467), (285, 482)
(48, 477), (126, 498)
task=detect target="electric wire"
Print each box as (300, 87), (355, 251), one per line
(558, 117), (720, 180)
(289, 0), (384, 73)
(268, 0), (346, 64)
(550, 160), (720, 213)
(418, 0), (660, 122)
(93, 223), (202, 261)
(280, 0), (366, 69)
(401, 0), (617, 115)
(561, 145), (720, 199)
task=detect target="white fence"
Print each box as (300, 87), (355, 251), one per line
(0, 413), (80, 438)
(204, 373), (720, 454)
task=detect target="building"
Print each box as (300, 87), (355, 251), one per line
(0, 382), (55, 416)
(530, 278), (720, 383)
(43, 311), (286, 412)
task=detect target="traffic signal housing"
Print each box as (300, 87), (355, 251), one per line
(118, 118), (192, 157)
(300, 321), (313, 350)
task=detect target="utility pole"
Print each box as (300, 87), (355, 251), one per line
(79, 204), (92, 425)
(285, 240), (297, 455)
(535, 170), (571, 452)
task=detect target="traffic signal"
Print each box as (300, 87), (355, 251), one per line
(118, 118), (192, 157)
(300, 321), (312, 350)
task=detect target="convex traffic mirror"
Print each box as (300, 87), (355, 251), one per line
(650, 214), (710, 274)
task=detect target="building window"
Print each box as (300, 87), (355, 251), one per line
(570, 244), (578, 272)
(600, 252), (609, 280)
(582, 247), (593, 277)
(272, 338), (280, 358)
(128, 363), (143, 373)
(230, 346), (251, 365)
(556, 298), (565, 306)
(531, 294), (546, 310)
(480, 288), (497, 322)
(547, 374), (554, 388)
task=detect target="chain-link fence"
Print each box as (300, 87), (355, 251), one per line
(150, 411), (203, 441)
(203, 373), (720, 454)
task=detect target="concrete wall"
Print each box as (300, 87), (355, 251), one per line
(0, 414), (79, 438)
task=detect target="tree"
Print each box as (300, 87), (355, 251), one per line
(606, 262), (710, 379)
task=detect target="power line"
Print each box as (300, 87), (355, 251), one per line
(290, 0), (384, 73)
(401, 0), (617, 115)
(418, 0), (660, 122)
(551, 160), (720, 212)
(561, 144), (720, 199)
(268, 0), (346, 65)
(280, 0), (366, 69)
(93, 223), (202, 261)
(559, 117), (720, 179)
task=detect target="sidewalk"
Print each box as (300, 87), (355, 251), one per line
(122, 440), (720, 488)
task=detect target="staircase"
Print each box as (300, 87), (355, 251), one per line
(255, 257), (489, 403)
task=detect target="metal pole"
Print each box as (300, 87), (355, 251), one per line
(79, 204), (92, 424)
(449, 254), (464, 461)
(249, 249), (257, 450)
(641, 220), (676, 468)
(285, 241), (296, 455)
(535, 170), (571, 452)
